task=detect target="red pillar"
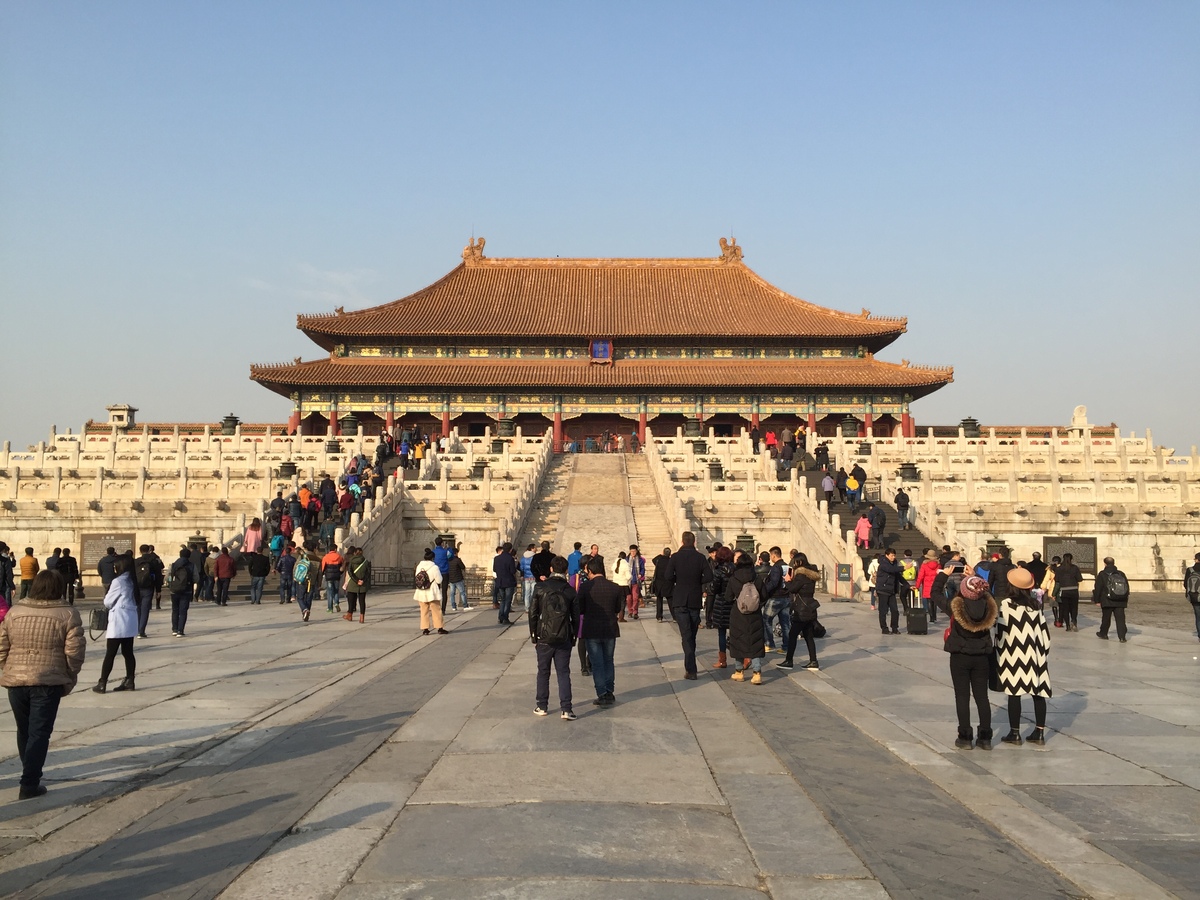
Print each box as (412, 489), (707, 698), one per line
(807, 411), (817, 433)
(330, 408), (340, 436)
(287, 410), (300, 435)
(441, 409), (451, 439)
(385, 408), (394, 434)
(553, 411), (563, 452)
(638, 412), (647, 448)
(863, 412), (873, 436)
(901, 412), (913, 437)
(750, 411), (760, 430)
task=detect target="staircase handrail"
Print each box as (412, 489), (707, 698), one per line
(501, 428), (555, 545)
(643, 428), (689, 539)
(788, 472), (855, 576)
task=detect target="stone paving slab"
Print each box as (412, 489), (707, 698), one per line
(410, 749), (724, 806)
(339, 879), (768, 899)
(354, 802), (760, 885)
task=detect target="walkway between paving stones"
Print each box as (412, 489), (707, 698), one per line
(0, 606), (516, 899)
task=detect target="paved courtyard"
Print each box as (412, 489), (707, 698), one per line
(0, 587), (1196, 899)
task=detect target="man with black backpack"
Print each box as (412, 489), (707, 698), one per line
(167, 548), (195, 638)
(528, 556), (580, 720)
(1185, 553), (1200, 642)
(1093, 557), (1130, 642)
(134, 545), (163, 639)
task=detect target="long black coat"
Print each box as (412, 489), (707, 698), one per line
(709, 562), (734, 630)
(663, 546), (712, 611)
(725, 563), (765, 661)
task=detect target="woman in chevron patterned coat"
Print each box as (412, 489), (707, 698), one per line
(996, 567), (1052, 747)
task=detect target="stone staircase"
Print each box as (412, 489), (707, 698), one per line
(626, 454), (676, 584)
(799, 469), (937, 566)
(515, 454), (576, 548)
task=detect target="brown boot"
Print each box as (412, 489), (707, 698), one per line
(713, 651), (727, 669)
(359, 614), (365, 624)
(343, 613), (353, 621)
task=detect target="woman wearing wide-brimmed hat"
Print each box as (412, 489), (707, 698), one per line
(996, 566), (1052, 747)
(913, 549), (942, 624)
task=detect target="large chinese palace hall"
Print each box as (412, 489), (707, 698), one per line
(250, 238), (953, 446)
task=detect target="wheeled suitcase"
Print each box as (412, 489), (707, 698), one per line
(905, 591), (928, 635)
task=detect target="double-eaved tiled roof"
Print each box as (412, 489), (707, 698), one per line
(250, 356), (953, 398)
(296, 239), (907, 350)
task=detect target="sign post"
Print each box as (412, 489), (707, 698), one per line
(836, 563), (853, 600)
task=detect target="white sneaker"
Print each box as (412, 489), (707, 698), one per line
(533, 707), (548, 716)
(461, 605), (472, 611)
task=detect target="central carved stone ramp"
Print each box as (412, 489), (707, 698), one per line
(544, 453), (637, 559)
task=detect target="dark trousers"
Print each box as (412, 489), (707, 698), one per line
(346, 592), (366, 615)
(578, 637), (591, 675)
(215, 578), (231, 606)
(1192, 601), (1200, 638)
(440, 577), (450, 614)
(585, 638), (616, 697)
(497, 586), (515, 623)
(1059, 589), (1079, 627)
(877, 593), (900, 632)
(535, 642), (573, 712)
(1099, 606), (1127, 639)
(1008, 694), (1047, 730)
(673, 607), (701, 676)
(8, 685), (63, 788)
(137, 594), (153, 636)
(655, 590), (669, 621)
(278, 576), (292, 604)
(785, 618), (817, 664)
(948, 653), (992, 740)
(170, 591), (191, 634)
(99, 637), (136, 683)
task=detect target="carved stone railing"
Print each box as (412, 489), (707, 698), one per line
(643, 429), (690, 539)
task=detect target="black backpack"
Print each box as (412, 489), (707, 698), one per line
(167, 563), (190, 594)
(1106, 571), (1130, 601)
(414, 568), (431, 590)
(134, 557), (157, 590)
(536, 584), (572, 645)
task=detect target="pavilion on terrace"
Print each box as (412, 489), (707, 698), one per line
(249, 237), (953, 448)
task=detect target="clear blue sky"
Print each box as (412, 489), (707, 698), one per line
(2, 2), (1197, 449)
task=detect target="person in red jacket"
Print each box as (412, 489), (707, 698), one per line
(213, 548), (237, 606)
(913, 549), (941, 624)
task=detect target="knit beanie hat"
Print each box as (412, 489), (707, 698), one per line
(958, 574), (987, 600)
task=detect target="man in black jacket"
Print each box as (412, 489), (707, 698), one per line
(578, 558), (623, 706)
(168, 548), (195, 638)
(651, 547), (672, 622)
(58, 550), (80, 604)
(530, 541), (555, 582)
(1093, 557), (1129, 642)
(866, 504), (887, 550)
(97, 548), (119, 592)
(246, 548), (272, 605)
(1024, 552), (1048, 589)
(529, 557), (580, 719)
(875, 548), (907, 635)
(987, 548), (1016, 601)
(661, 532), (713, 680)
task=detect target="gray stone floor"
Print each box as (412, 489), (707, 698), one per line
(0, 587), (1194, 898)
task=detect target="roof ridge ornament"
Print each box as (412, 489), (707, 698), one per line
(718, 236), (743, 264)
(463, 236), (486, 266)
